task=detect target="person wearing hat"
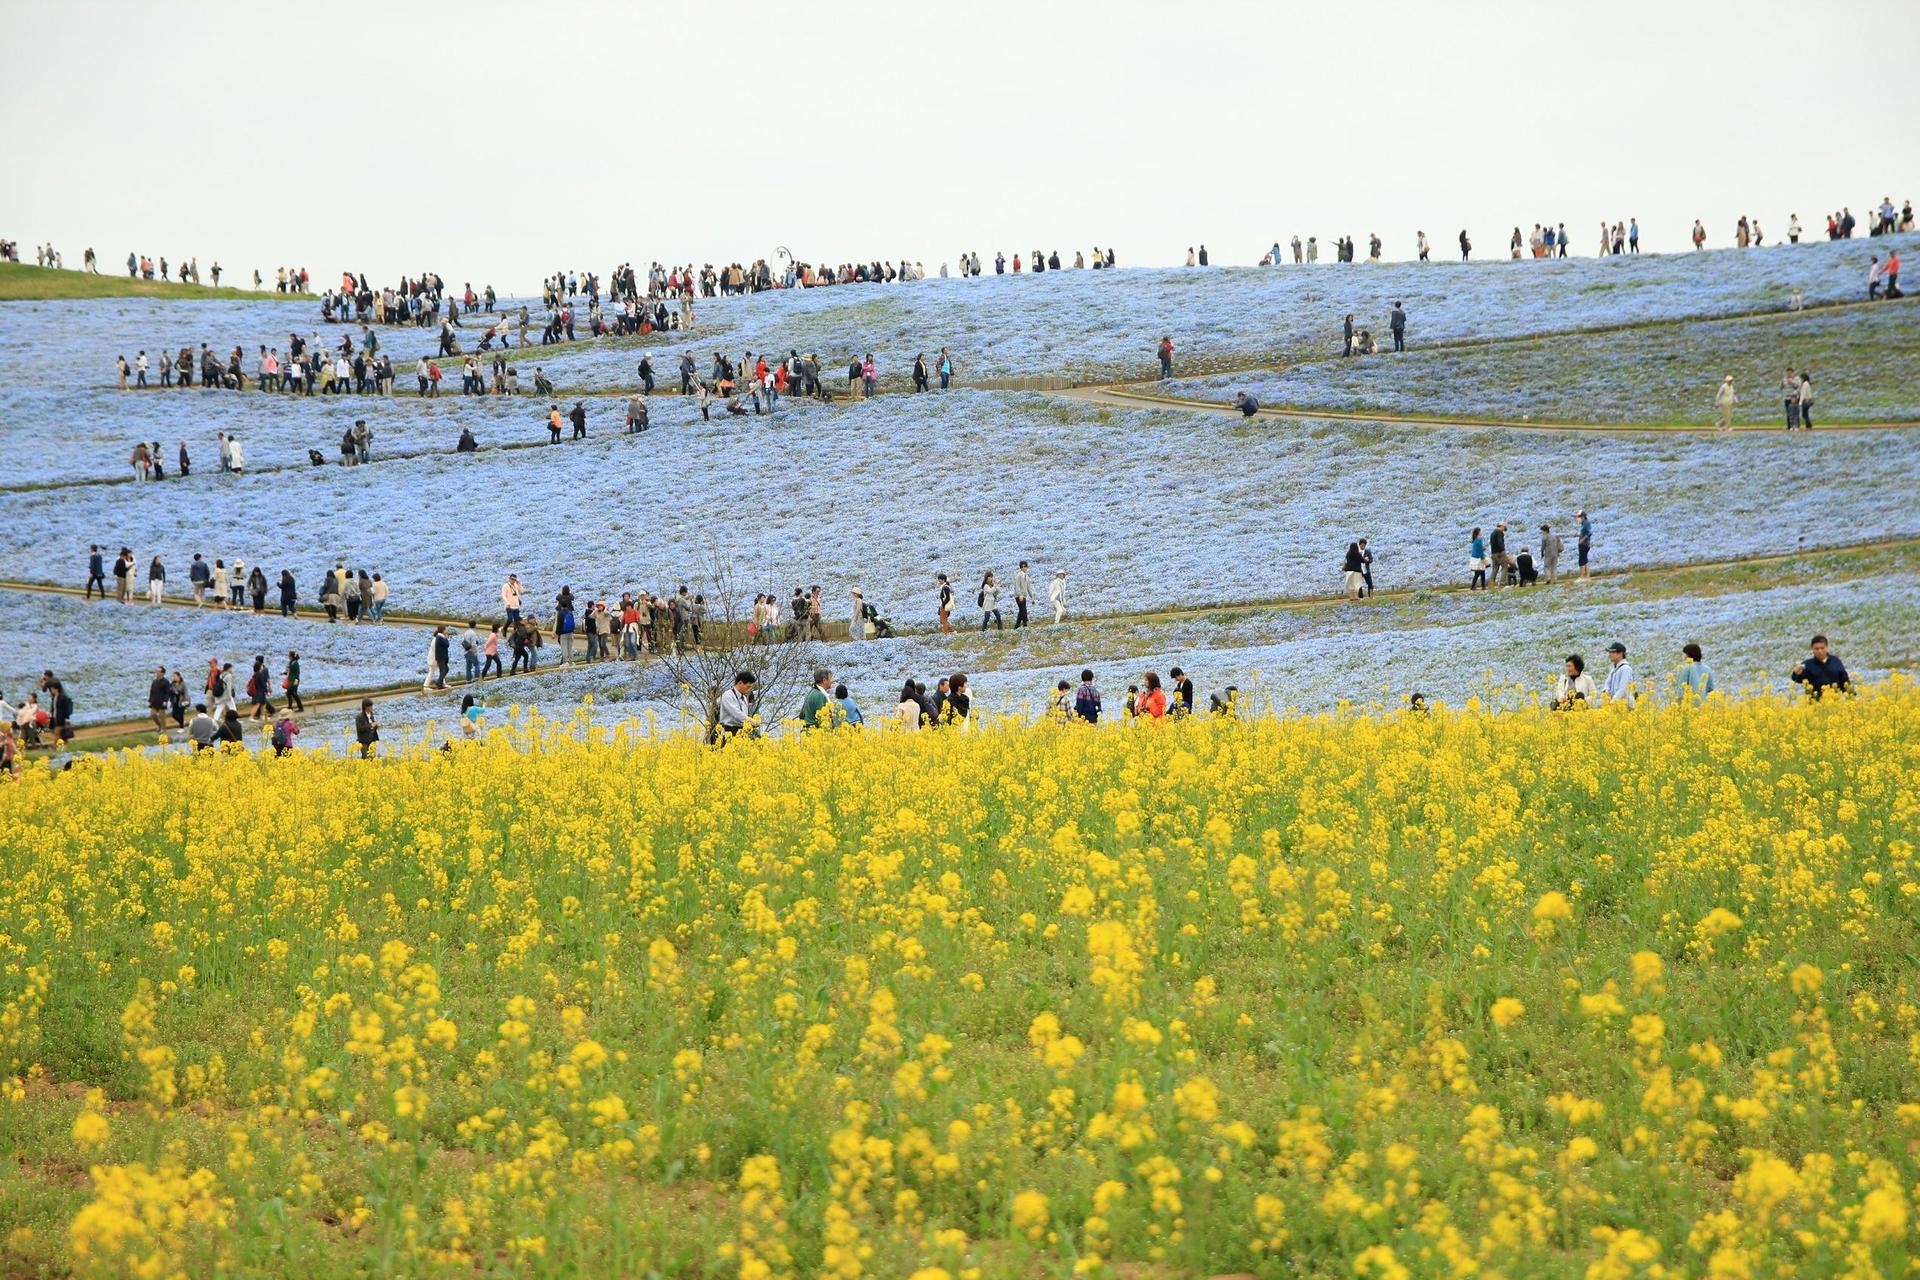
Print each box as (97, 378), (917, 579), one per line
(1714, 374), (1737, 430)
(850, 588), (867, 641)
(1576, 511), (1593, 580)
(1603, 642), (1635, 707)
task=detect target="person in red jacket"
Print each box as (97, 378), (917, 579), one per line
(1136, 671), (1168, 719)
(1157, 336), (1174, 380)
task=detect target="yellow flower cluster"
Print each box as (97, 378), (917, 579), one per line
(0, 683), (1917, 1276)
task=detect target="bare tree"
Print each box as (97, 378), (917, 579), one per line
(653, 539), (819, 741)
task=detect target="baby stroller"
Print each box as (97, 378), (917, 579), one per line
(862, 601), (894, 639)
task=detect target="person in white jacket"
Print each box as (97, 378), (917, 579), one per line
(1552, 655), (1600, 709)
(1048, 569), (1068, 624)
(502, 574), (523, 624)
(1713, 376), (1737, 430)
(227, 435), (245, 472)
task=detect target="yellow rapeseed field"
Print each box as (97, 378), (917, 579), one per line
(2, 685), (1917, 1278)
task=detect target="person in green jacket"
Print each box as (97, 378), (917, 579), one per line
(801, 669), (833, 729)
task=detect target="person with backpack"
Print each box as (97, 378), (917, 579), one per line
(270, 712), (299, 757)
(247, 655), (276, 720)
(977, 571), (1003, 631)
(1157, 336), (1174, 379)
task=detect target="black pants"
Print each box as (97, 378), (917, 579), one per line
(511, 648), (533, 674)
(1014, 598), (1029, 628)
(1392, 330), (1404, 352)
(85, 573), (106, 599)
(287, 685), (304, 711)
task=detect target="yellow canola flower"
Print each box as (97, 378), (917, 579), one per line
(1011, 1189), (1049, 1239)
(0, 680), (1912, 1278)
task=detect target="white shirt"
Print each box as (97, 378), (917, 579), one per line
(1553, 672), (1598, 705)
(1048, 577), (1066, 604)
(718, 688), (755, 730)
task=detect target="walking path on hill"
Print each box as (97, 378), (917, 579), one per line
(20, 535), (1919, 748)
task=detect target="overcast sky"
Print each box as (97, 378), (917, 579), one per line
(3, 0), (1913, 292)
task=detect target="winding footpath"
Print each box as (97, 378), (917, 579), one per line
(14, 534), (1918, 748)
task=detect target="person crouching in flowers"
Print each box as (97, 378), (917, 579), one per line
(1552, 655), (1598, 710)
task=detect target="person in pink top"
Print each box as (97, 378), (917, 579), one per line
(861, 354), (877, 398)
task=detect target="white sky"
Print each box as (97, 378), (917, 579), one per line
(3, 0), (1913, 293)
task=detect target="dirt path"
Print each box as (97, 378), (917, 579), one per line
(23, 535), (1919, 748)
(1068, 382), (1920, 434)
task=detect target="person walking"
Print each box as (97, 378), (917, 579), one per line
(354, 699), (379, 758)
(935, 573), (954, 633)
(148, 665), (172, 733)
(977, 571), (1003, 631)
(247, 656), (277, 721)
(427, 626), (451, 690)
(502, 574), (523, 625)
(1713, 375), (1738, 430)
(1012, 561), (1032, 628)
(85, 545), (107, 600)
(801, 669), (834, 729)
(1049, 569), (1068, 623)
(1469, 528), (1488, 590)
(1677, 643), (1716, 702)
(1073, 669), (1101, 722)
(1602, 642), (1635, 706)
(1797, 373), (1814, 430)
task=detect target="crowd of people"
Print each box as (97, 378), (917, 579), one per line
(114, 331), (399, 396)
(80, 544), (390, 623)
